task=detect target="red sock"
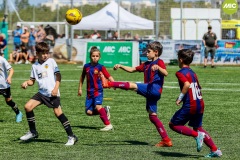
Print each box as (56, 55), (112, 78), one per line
(169, 123), (198, 137)
(108, 82), (130, 90)
(197, 127), (218, 151)
(98, 108), (110, 125)
(149, 115), (169, 140)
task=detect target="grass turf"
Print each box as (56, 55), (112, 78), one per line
(0, 64), (239, 160)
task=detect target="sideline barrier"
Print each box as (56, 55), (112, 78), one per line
(52, 39), (240, 66)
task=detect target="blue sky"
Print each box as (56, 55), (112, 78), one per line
(0, 0), (208, 6)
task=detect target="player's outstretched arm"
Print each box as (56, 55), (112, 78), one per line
(113, 64), (136, 73)
(21, 79), (35, 89)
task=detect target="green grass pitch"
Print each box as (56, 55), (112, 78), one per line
(0, 64), (239, 160)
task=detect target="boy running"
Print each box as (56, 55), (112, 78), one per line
(169, 49), (222, 157)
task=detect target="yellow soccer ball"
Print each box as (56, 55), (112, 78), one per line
(65, 8), (82, 25)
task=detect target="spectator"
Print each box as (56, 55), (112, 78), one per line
(9, 46), (23, 64)
(113, 31), (118, 40)
(12, 22), (22, 50)
(83, 32), (89, 39)
(36, 25), (46, 43)
(0, 33), (7, 56)
(202, 25), (217, 68)
(91, 30), (101, 39)
(20, 27), (30, 64)
(44, 25), (57, 54)
(133, 34), (140, 41)
(107, 30), (112, 39)
(16, 44), (30, 64)
(28, 25), (37, 62)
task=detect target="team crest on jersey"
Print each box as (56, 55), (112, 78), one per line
(94, 69), (99, 74)
(45, 64), (48, 69)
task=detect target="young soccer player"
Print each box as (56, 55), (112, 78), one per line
(0, 53), (22, 122)
(20, 42), (77, 146)
(169, 49), (222, 157)
(101, 41), (172, 147)
(78, 46), (114, 131)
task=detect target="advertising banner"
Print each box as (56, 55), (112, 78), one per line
(214, 40), (240, 64)
(85, 42), (139, 67)
(139, 40), (202, 64)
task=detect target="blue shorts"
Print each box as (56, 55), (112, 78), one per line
(136, 83), (161, 113)
(170, 107), (203, 128)
(14, 42), (21, 50)
(85, 94), (103, 112)
(28, 41), (36, 47)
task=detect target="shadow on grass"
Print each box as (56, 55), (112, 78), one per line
(0, 120), (4, 122)
(123, 140), (149, 145)
(72, 125), (99, 130)
(83, 140), (149, 146)
(15, 138), (62, 144)
(154, 151), (202, 158)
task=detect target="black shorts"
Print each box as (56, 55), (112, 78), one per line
(31, 92), (61, 108)
(0, 87), (11, 98)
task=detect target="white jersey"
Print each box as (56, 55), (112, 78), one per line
(30, 58), (60, 97)
(0, 56), (11, 89)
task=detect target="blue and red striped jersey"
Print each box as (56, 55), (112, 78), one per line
(135, 58), (166, 93)
(176, 67), (204, 114)
(83, 63), (110, 98)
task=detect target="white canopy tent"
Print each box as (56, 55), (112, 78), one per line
(72, 1), (154, 31)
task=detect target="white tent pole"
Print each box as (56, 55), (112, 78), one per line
(117, 0), (120, 39)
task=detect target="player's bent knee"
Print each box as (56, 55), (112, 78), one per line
(86, 110), (93, 115)
(169, 122), (174, 129)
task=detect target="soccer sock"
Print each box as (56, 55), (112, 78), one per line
(169, 123), (198, 137)
(149, 115), (169, 141)
(26, 111), (37, 134)
(6, 100), (20, 114)
(108, 82), (130, 90)
(196, 127), (218, 151)
(98, 108), (110, 125)
(92, 109), (99, 115)
(57, 113), (74, 136)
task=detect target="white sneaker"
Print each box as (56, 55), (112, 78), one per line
(100, 124), (113, 131)
(20, 131), (38, 141)
(25, 60), (30, 64)
(104, 106), (111, 120)
(17, 60), (23, 64)
(65, 135), (78, 146)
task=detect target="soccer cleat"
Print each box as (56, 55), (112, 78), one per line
(155, 140), (173, 147)
(16, 111), (23, 123)
(100, 124), (113, 131)
(205, 148), (222, 158)
(104, 106), (111, 120)
(65, 135), (78, 146)
(20, 131), (38, 141)
(98, 72), (109, 88)
(195, 131), (205, 152)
